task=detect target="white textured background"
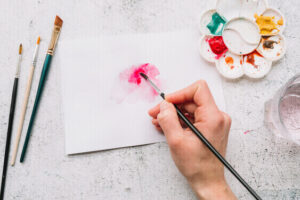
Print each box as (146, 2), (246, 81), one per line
(0, 0), (299, 199)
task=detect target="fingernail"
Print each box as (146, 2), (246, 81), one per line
(160, 101), (169, 111)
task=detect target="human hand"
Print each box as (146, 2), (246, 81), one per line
(149, 81), (236, 200)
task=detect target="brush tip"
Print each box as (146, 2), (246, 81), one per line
(54, 15), (63, 27)
(37, 36), (41, 44)
(19, 43), (22, 54)
(139, 72), (148, 80)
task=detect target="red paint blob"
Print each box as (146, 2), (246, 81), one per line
(245, 50), (263, 69)
(208, 36), (228, 58)
(128, 63), (149, 85)
(114, 63), (161, 103)
(121, 63), (160, 88)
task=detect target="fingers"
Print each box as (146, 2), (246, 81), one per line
(152, 119), (162, 131)
(149, 102), (197, 119)
(157, 101), (184, 142)
(152, 118), (159, 126)
(182, 102), (197, 114)
(149, 80), (218, 122)
(166, 80), (216, 108)
(149, 103), (160, 118)
(220, 111), (232, 134)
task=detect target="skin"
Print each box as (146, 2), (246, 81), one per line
(148, 80), (237, 200)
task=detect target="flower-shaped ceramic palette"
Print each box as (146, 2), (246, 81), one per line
(199, 0), (286, 79)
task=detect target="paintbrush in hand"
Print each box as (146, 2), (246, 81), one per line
(139, 72), (262, 200)
(0, 44), (22, 200)
(20, 16), (63, 163)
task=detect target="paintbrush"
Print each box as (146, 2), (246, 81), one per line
(0, 44), (22, 200)
(139, 72), (262, 200)
(20, 16), (63, 163)
(11, 37), (41, 166)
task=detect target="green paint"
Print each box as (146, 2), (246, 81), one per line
(207, 12), (227, 36)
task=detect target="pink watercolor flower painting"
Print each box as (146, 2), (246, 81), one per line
(111, 63), (162, 103)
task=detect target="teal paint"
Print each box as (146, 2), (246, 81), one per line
(206, 12), (227, 36)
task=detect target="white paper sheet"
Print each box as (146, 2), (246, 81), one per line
(58, 31), (226, 154)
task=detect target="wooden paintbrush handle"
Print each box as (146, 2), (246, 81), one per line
(11, 65), (35, 166)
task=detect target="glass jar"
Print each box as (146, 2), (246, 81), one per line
(265, 74), (300, 145)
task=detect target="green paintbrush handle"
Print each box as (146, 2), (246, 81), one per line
(20, 54), (52, 162)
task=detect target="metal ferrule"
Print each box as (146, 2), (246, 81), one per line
(15, 55), (22, 78)
(32, 45), (39, 66)
(47, 25), (61, 55)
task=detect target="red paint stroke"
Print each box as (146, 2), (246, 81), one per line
(118, 63), (161, 101)
(244, 50), (263, 69)
(128, 63), (149, 85)
(126, 63), (159, 87)
(207, 36), (228, 59)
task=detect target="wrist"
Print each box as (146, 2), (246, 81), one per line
(189, 179), (237, 200)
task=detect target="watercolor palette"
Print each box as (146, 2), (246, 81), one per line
(199, 0), (286, 79)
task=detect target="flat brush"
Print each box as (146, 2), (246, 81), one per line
(1, 44), (22, 200)
(11, 37), (41, 166)
(139, 72), (262, 200)
(20, 16), (63, 163)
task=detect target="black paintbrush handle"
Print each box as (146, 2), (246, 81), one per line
(0, 78), (19, 200)
(160, 93), (262, 200)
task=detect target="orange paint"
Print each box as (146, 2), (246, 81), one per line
(277, 18), (284, 25)
(225, 56), (234, 65)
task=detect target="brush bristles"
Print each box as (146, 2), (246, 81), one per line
(19, 44), (22, 54)
(54, 15), (63, 27)
(37, 36), (41, 45)
(139, 73), (148, 80)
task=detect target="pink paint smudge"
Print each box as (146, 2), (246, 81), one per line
(243, 130), (251, 135)
(126, 63), (159, 86)
(112, 63), (161, 103)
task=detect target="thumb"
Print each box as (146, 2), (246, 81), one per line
(157, 101), (183, 141)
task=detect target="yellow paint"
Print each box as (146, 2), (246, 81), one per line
(254, 14), (279, 35)
(277, 18), (284, 25)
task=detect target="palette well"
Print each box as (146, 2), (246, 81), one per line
(223, 17), (261, 55)
(199, 0), (286, 79)
(257, 34), (286, 61)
